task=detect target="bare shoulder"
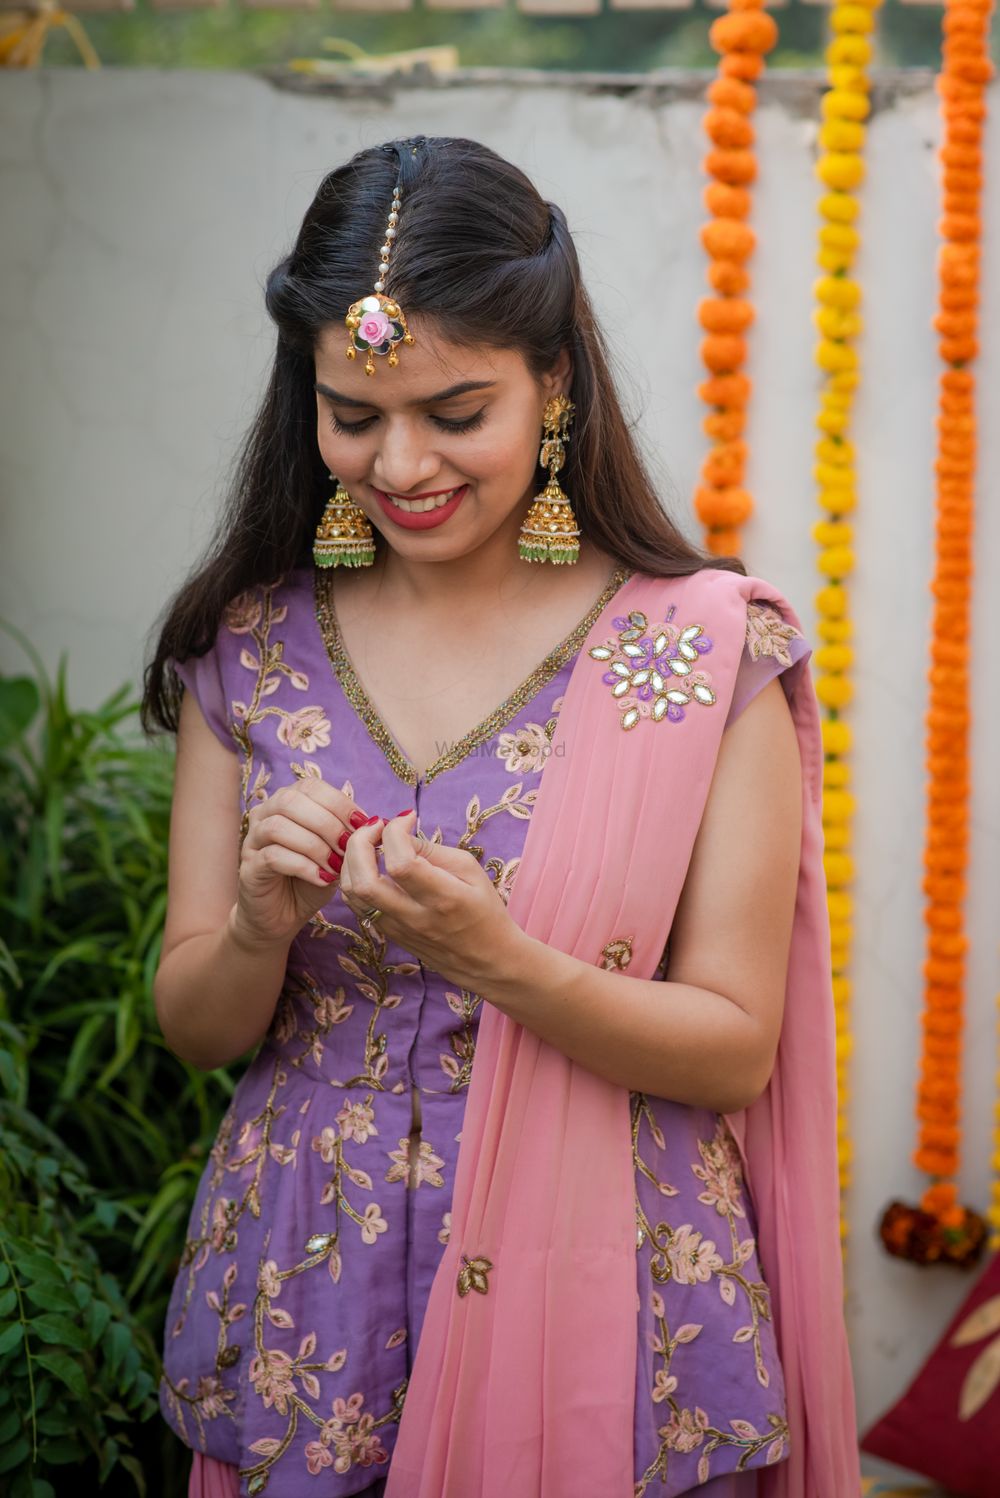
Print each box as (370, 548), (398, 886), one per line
(665, 675), (802, 1099)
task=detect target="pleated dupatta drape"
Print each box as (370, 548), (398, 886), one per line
(384, 565), (861, 1498)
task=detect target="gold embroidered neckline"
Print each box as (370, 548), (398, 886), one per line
(313, 563), (634, 786)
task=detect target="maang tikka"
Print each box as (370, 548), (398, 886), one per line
(314, 143), (420, 568)
(345, 143), (417, 377)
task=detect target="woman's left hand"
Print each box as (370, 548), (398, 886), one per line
(338, 811), (525, 993)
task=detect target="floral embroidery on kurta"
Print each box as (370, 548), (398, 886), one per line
(162, 567), (792, 1495)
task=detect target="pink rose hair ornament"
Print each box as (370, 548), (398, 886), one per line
(345, 143), (419, 376)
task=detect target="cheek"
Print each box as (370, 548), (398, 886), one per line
(461, 425), (538, 485)
(317, 428), (370, 479)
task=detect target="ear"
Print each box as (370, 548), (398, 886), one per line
(540, 345), (573, 400)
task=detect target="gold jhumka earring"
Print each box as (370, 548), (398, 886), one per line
(313, 142), (422, 569)
(313, 474), (376, 568)
(517, 393), (581, 565)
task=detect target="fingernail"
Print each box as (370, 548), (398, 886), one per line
(395, 807), (414, 817)
(336, 830), (350, 852)
(319, 869), (336, 884)
(348, 810), (367, 829)
(328, 851), (343, 871)
(363, 814), (382, 826)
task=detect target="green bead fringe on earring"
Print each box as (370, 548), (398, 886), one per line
(314, 479), (376, 568)
(518, 394), (581, 565)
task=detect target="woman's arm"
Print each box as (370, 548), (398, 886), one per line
(153, 688), (294, 1071)
(478, 674), (804, 1112)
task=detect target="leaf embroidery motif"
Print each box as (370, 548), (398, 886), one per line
(958, 1335), (1000, 1421)
(588, 607), (716, 731)
(949, 1293), (1000, 1420)
(457, 1254), (493, 1298)
(951, 1294), (1000, 1346)
(745, 601), (805, 669)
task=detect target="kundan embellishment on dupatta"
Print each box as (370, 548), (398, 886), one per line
(588, 606), (717, 730)
(600, 937), (634, 972)
(457, 1253), (493, 1297)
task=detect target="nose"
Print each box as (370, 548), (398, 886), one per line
(371, 416), (441, 496)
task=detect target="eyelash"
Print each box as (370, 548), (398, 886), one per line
(328, 410), (487, 438)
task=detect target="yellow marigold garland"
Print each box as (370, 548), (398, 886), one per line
(877, 0), (993, 1268)
(810, 0), (881, 1258)
(694, 0), (778, 557)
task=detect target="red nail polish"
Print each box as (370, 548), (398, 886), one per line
(363, 814), (381, 826)
(336, 830), (350, 852)
(328, 851), (343, 871)
(348, 810), (367, 829)
(395, 808), (414, 817)
(318, 869), (336, 884)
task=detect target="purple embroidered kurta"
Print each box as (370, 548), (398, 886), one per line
(160, 561), (811, 1497)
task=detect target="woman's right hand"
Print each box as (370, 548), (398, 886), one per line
(232, 780), (383, 948)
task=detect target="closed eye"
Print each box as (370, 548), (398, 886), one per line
(328, 410), (487, 438)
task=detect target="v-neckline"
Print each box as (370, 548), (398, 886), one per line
(313, 562), (634, 787)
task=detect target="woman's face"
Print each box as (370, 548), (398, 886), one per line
(313, 314), (571, 564)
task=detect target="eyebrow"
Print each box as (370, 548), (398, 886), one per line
(313, 379), (496, 410)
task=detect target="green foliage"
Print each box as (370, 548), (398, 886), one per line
(0, 619), (235, 1495)
(35, 0), (1000, 74)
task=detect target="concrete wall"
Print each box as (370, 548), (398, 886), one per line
(3, 65), (999, 1478)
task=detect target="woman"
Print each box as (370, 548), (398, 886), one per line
(143, 136), (859, 1497)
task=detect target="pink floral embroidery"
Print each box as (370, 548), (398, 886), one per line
(496, 722), (552, 773)
(336, 1100), (378, 1144)
(276, 706), (332, 753)
(665, 1223), (725, 1286)
(385, 1136), (445, 1189)
(658, 1405), (711, 1454)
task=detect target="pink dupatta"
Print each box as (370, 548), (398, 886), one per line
(385, 566), (861, 1498)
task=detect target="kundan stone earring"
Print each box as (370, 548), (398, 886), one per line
(518, 394), (581, 564)
(313, 474), (376, 568)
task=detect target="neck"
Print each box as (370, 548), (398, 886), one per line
(372, 500), (585, 619)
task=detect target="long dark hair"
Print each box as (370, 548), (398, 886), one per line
(141, 135), (745, 739)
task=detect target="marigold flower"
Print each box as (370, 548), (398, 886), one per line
(703, 182), (751, 219)
(816, 152), (866, 190)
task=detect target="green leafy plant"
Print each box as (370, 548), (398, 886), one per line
(0, 620), (235, 1495)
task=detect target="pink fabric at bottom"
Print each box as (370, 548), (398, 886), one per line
(189, 1454), (240, 1498)
(384, 568), (861, 1498)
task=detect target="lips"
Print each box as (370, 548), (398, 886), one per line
(372, 484), (468, 531)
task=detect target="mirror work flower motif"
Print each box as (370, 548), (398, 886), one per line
(588, 607), (717, 730)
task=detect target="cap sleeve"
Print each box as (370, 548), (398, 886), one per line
(170, 643), (235, 752)
(724, 599), (812, 730)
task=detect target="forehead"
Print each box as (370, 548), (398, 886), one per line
(313, 314), (526, 404)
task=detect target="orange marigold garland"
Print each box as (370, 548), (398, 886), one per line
(877, 0), (994, 1269)
(694, 0), (778, 557)
(809, 0), (883, 1259)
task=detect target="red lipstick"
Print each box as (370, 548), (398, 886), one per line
(372, 484), (468, 531)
